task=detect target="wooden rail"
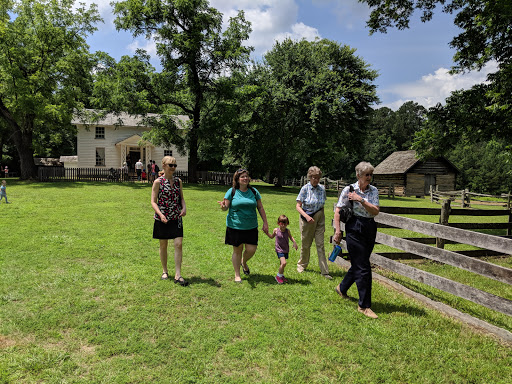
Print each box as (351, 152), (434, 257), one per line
(430, 186), (511, 208)
(331, 207), (512, 318)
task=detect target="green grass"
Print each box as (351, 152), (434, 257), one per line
(1, 180), (511, 383)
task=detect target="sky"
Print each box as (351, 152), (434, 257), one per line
(82, 0), (497, 111)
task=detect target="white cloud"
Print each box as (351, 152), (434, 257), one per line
(212, 0), (319, 57)
(74, 0), (116, 26)
(274, 22), (320, 44)
(380, 62), (499, 110)
(127, 39), (157, 57)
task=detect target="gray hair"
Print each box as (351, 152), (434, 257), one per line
(355, 162), (374, 178)
(307, 166), (322, 179)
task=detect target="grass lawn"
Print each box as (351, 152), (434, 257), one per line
(0, 180), (511, 383)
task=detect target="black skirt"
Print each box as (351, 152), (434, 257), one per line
(153, 218), (183, 239)
(225, 227), (258, 246)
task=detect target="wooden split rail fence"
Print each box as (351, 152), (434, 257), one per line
(331, 205), (512, 318)
(430, 186), (512, 208)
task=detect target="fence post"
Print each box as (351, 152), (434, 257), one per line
(436, 199), (451, 249)
(508, 203), (512, 236)
(391, 184), (395, 199)
(430, 185), (433, 203)
(507, 192), (511, 210)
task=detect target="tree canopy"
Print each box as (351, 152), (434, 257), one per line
(361, 0), (512, 158)
(364, 102), (426, 167)
(94, 0), (252, 181)
(224, 38), (379, 183)
(0, 0), (100, 179)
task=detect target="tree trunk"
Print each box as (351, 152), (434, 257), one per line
(0, 102), (37, 180)
(187, 116), (199, 183)
(11, 123), (37, 180)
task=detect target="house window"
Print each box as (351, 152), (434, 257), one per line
(164, 149), (173, 157)
(96, 148), (105, 166)
(95, 127), (105, 139)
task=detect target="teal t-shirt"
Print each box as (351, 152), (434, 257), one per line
(224, 187), (261, 230)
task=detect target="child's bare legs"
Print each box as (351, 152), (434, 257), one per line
(278, 256), (287, 275)
(159, 239), (169, 277)
(173, 237), (183, 280)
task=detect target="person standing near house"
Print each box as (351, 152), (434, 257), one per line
(296, 166), (331, 279)
(3, 166), (8, 178)
(151, 156), (188, 286)
(122, 162), (129, 181)
(135, 159), (143, 181)
(150, 160), (156, 183)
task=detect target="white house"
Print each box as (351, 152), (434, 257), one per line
(72, 110), (189, 172)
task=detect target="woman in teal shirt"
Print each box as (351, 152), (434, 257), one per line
(218, 169), (269, 282)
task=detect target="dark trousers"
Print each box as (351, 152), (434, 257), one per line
(339, 216), (377, 308)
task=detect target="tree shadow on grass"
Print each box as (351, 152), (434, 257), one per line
(245, 273), (313, 288)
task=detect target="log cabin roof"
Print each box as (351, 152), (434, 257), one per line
(374, 150), (419, 175)
(374, 150), (459, 175)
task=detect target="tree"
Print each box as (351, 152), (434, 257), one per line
(365, 102), (426, 166)
(103, 0), (252, 182)
(0, 0), (101, 179)
(225, 38), (379, 184)
(360, 0), (512, 151)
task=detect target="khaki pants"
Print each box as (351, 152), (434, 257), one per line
(297, 209), (329, 275)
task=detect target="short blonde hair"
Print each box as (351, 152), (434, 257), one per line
(355, 162), (374, 178)
(161, 156), (176, 168)
(307, 166), (322, 179)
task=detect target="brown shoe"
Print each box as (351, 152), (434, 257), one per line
(335, 285), (350, 299)
(358, 306), (378, 319)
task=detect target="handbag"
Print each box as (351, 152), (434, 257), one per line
(339, 205), (353, 223)
(338, 185), (354, 223)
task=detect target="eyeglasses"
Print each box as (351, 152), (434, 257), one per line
(365, 173), (373, 177)
(165, 163), (177, 168)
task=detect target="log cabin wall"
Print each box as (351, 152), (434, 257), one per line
(436, 173), (457, 191)
(406, 173), (425, 196)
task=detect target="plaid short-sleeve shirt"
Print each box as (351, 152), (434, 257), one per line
(296, 183), (326, 214)
(336, 182), (379, 218)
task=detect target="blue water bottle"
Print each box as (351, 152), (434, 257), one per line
(329, 244), (342, 262)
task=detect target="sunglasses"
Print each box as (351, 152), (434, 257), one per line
(237, 168), (247, 173)
(365, 173), (373, 177)
(165, 163), (177, 168)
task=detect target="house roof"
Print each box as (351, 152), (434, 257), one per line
(34, 157), (62, 166)
(59, 156), (78, 163)
(115, 134), (154, 147)
(72, 109), (189, 127)
(374, 150), (459, 175)
(374, 150), (421, 175)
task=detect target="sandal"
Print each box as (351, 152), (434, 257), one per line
(161, 272), (169, 280)
(242, 266), (250, 275)
(174, 276), (189, 287)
